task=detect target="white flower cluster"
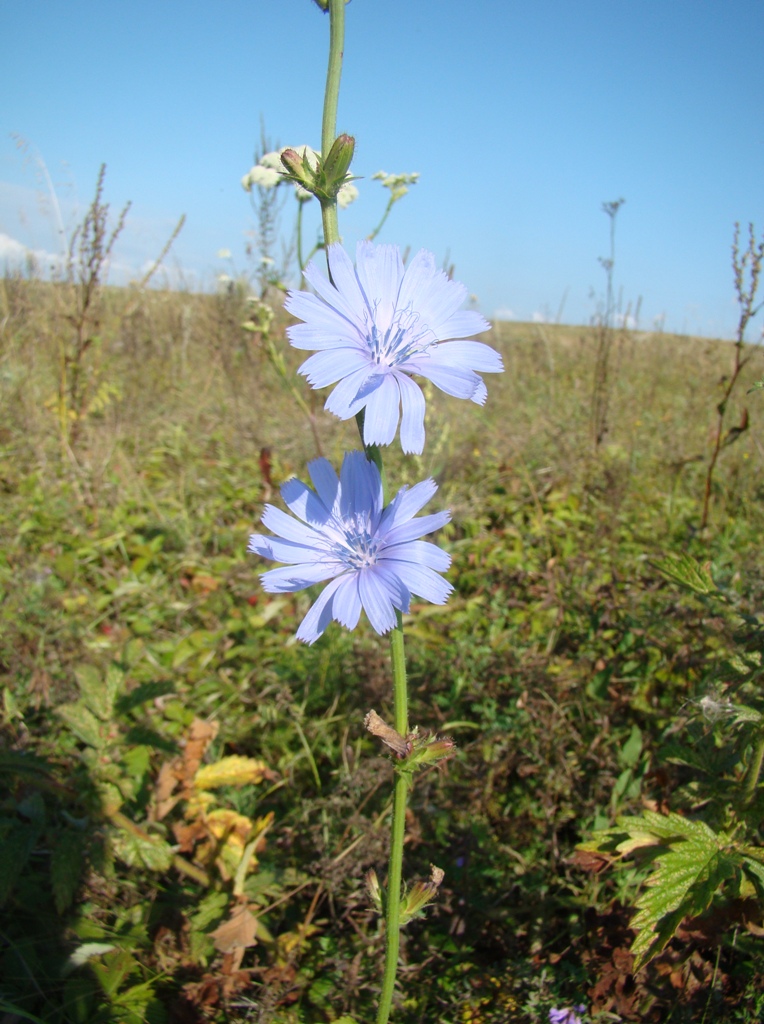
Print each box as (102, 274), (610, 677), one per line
(372, 170), (420, 202)
(242, 145), (359, 208)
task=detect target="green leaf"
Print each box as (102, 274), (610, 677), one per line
(619, 724), (643, 768)
(618, 812), (739, 969)
(74, 663), (117, 721)
(653, 554), (716, 595)
(111, 830), (174, 872)
(57, 701), (105, 748)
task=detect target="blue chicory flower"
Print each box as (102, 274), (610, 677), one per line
(285, 241), (503, 454)
(248, 451), (452, 644)
(549, 1006), (586, 1024)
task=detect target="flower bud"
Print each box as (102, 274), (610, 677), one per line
(280, 148), (315, 187)
(322, 134), (355, 191)
(365, 868), (383, 913)
(399, 864), (445, 925)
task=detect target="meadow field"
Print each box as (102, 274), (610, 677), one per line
(2, 269), (764, 1023)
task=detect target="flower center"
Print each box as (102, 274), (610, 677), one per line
(366, 307), (436, 369)
(332, 516), (380, 570)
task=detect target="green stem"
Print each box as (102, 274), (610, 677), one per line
(377, 613), (409, 1024)
(296, 198), (306, 274)
(367, 194), (395, 242)
(743, 731), (764, 806)
(320, 0), (346, 252)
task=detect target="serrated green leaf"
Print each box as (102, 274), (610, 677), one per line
(57, 701), (105, 748)
(653, 554), (717, 595)
(189, 890), (229, 931)
(51, 828), (87, 913)
(111, 829), (174, 872)
(629, 826), (738, 969)
(105, 663), (124, 710)
(74, 663), (112, 720)
(617, 809), (718, 844)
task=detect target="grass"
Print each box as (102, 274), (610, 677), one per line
(2, 273), (764, 1023)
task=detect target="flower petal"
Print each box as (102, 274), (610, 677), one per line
(260, 560), (340, 592)
(362, 374), (400, 447)
(430, 340), (503, 373)
(295, 575), (346, 644)
(355, 241), (403, 330)
(435, 311), (492, 341)
(280, 478), (332, 527)
(406, 358), (482, 400)
(358, 568), (398, 635)
(300, 348), (370, 388)
(385, 560), (453, 604)
(248, 533), (320, 564)
(332, 574), (363, 630)
(303, 255), (365, 328)
(396, 371), (426, 455)
(260, 505), (323, 545)
(324, 366), (379, 419)
(381, 539), (451, 571)
(307, 458), (340, 510)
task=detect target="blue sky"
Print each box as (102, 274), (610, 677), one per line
(2, 0), (763, 337)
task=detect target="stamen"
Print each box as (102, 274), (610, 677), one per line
(365, 305), (437, 369)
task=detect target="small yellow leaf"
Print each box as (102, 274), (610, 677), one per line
(194, 755), (268, 791)
(616, 832), (661, 855)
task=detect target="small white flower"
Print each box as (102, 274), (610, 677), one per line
(338, 182), (359, 209)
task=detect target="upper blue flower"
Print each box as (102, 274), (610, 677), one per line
(285, 242), (503, 454)
(248, 451), (452, 644)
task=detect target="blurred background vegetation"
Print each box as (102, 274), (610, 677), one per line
(2, 222), (764, 1023)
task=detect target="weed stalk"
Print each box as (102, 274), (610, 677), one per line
(700, 222), (764, 530)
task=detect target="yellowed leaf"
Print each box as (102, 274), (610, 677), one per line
(194, 755), (268, 791)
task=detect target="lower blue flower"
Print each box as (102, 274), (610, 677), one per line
(248, 451), (452, 644)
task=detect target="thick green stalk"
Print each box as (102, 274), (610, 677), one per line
(320, 0), (346, 250)
(376, 614), (409, 1024)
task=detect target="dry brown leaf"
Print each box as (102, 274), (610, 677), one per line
(210, 904), (259, 953)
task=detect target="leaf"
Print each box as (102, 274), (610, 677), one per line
(51, 828), (87, 913)
(209, 903), (259, 953)
(194, 755), (269, 790)
(652, 554), (716, 595)
(619, 724), (643, 769)
(57, 701), (105, 748)
(111, 830), (174, 872)
(74, 663), (112, 721)
(616, 812), (739, 969)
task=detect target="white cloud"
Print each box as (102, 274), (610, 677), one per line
(0, 232), (65, 273)
(532, 311), (547, 323)
(493, 306), (516, 321)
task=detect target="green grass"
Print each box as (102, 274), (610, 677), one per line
(2, 276), (764, 1023)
